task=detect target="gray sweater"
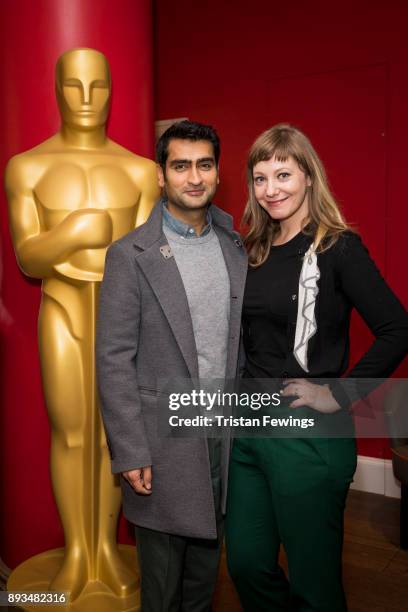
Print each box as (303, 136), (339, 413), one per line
(163, 224), (230, 382)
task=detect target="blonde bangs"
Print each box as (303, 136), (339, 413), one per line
(249, 128), (306, 171)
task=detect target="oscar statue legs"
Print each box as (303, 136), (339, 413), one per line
(39, 282), (137, 601)
(97, 425), (137, 596)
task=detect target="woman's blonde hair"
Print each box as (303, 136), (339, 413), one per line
(242, 123), (350, 266)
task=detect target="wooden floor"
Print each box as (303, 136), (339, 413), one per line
(2, 490), (407, 611)
(213, 489), (408, 611)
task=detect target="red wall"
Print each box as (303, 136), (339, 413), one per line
(153, 0), (408, 459)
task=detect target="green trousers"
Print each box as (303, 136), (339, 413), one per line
(225, 437), (357, 612)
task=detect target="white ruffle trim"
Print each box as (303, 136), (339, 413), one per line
(293, 245), (320, 371)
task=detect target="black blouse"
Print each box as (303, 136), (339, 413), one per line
(242, 230), (408, 406)
(243, 231), (305, 378)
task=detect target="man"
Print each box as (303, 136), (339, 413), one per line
(96, 120), (247, 611)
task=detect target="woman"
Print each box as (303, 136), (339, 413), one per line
(225, 124), (408, 611)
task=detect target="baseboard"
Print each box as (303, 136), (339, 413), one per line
(351, 455), (401, 498)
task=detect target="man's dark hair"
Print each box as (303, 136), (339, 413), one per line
(156, 120), (220, 171)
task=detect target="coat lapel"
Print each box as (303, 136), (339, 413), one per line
(132, 202), (247, 381)
(213, 224), (248, 378)
(133, 205), (199, 379)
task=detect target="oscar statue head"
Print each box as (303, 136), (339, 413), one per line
(56, 48), (111, 131)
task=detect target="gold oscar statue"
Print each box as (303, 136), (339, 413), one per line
(5, 48), (159, 611)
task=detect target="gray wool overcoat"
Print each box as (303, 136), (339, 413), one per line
(96, 202), (247, 539)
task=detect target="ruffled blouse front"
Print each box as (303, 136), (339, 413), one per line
(243, 231), (315, 378)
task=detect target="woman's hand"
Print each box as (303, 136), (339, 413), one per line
(281, 378), (341, 413)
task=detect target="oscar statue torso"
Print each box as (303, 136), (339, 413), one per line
(35, 146), (143, 281)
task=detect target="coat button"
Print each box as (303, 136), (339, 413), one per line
(291, 294), (297, 300)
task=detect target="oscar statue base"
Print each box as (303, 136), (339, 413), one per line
(7, 545), (140, 611)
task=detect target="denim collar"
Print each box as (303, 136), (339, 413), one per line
(162, 200), (212, 238)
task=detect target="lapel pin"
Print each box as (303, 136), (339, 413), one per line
(160, 245), (174, 260)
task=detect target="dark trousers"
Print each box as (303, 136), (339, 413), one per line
(225, 437), (357, 612)
(135, 444), (223, 612)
